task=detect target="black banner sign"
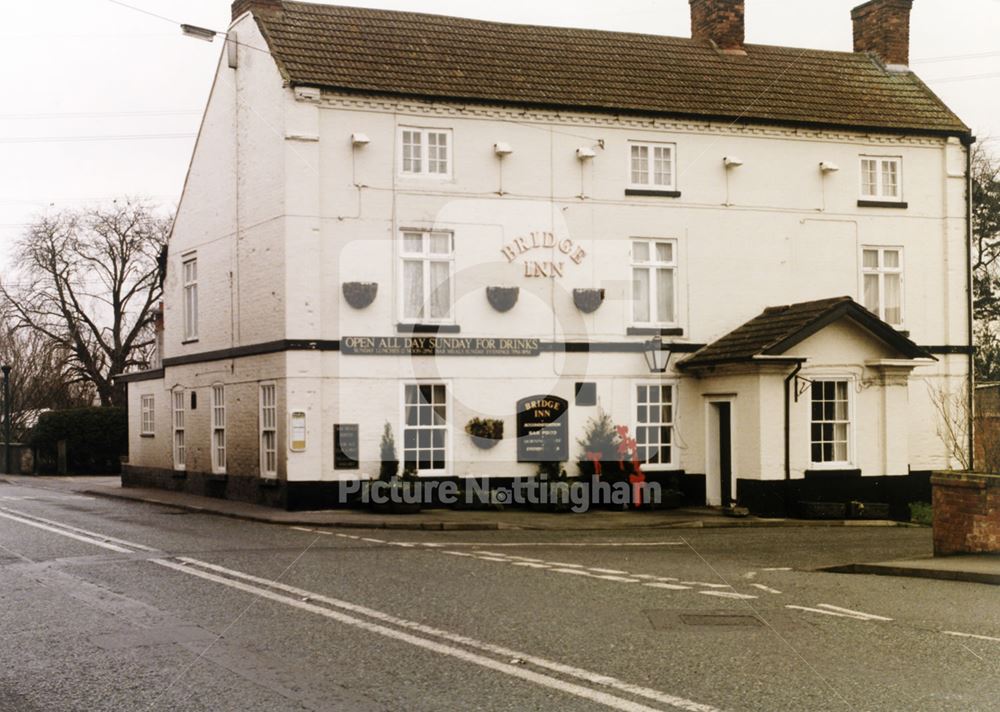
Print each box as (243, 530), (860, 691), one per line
(334, 424), (359, 470)
(341, 336), (540, 357)
(516, 394), (569, 463)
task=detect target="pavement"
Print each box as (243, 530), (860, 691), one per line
(823, 554), (1000, 585)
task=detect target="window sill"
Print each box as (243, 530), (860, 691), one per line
(140, 433), (155, 439)
(625, 189), (681, 198)
(804, 468), (862, 478)
(181, 338), (199, 345)
(396, 323), (461, 334)
(857, 200), (908, 209)
(627, 327), (684, 337)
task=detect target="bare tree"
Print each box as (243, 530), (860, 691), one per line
(927, 382), (972, 471)
(0, 313), (93, 440)
(0, 199), (170, 407)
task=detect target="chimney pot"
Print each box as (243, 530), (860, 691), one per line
(231, 0), (281, 22)
(689, 0), (745, 51)
(852, 0), (914, 67)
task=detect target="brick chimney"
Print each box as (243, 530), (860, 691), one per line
(231, 0), (281, 22)
(852, 0), (914, 67)
(689, 0), (745, 52)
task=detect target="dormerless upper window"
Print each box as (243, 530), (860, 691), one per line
(400, 128), (452, 177)
(140, 394), (155, 436)
(862, 247), (903, 326)
(860, 157), (901, 201)
(400, 230), (453, 322)
(629, 141), (676, 190)
(632, 239), (677, 325)
(182, 256), (198, 341)
(811, 380), (851, 466)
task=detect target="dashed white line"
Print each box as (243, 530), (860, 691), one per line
(749, 584), (782, 595)
(681, 582), (730, 588)
(643, 583), (692, 591)
(762, 567), (792, 572)
(699, 591), (758, 600)
(588, 568), (629, 575)
(815, 604), (893, 621)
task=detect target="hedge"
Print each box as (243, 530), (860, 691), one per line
(29, 407), (127, 474)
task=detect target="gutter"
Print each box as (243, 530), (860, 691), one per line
(966, 137), (977, 468)
(784, 362), (804, 481)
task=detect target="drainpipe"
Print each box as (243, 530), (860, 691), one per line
(965, 136), (976, 470)
(784, 362), (803, 481)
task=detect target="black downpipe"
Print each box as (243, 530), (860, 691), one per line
(784, 362), (803, 481)
(966, 138), (976, 470)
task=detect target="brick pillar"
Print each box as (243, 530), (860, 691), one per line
(932, 472), (1000, 555)
(689, 0), (745, 51)
(852, 0), (914, 67)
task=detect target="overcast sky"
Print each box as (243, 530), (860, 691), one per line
(2, 0), (998, 269)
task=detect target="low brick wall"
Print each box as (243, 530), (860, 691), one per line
(932, 472), (1000, 555)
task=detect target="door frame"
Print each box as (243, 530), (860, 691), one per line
(704, 395), (736, 507)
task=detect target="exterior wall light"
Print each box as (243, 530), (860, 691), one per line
(642, 336), (672, 373)
(576, 147), (597, 160)
(494, 142), (513, 156)
(351, 133), (371, 146)
(820, 161), (840, 173)
(180, 24), (219, 42)
(723, 156), (744, 168)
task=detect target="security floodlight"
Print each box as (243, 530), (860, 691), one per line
(723, 156), (744, 168)
(494, 142), (513, 156)
(351, 133), (371, 146)
(820, 161), (840, 173)
(180, 24), (218, 42)
(576, 147), (596, 160)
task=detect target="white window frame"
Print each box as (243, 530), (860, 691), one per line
(398, 229), (455, 324)
(808, 376), (855, 469)
(139, 394), (155, 436)
(172, 389), (186, 471)
(860, 246), (904, 327)
(211, 384), (226, 474)
(182, 254), (198, 342)
(259, 382), (277, 478)
(628, 141), (677, 190)
(859, 156), (902, 201)
(632, 381), (677, 471)
(398, 127), (453, 179)
(630, 238), (679, 327)
(400, 382), (451, 476)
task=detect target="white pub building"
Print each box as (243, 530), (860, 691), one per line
(122, 0), (974, 515)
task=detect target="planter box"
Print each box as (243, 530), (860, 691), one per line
(932, 471), (1000, 555)
(798, 501), (846, 519)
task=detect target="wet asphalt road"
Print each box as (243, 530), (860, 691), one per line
(0, 477), (998, 712)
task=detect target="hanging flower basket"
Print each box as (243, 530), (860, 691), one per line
(573, 288), (605, 314)
(465, 418), (504, 449)
(343, 282), (378, 309)
(486, 286), (519, 313)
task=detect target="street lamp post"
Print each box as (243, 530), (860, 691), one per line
(1, 364), (10, 475)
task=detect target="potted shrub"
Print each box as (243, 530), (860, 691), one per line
(572, 288), (605, 314)
(465, 417), (504, 449)
(378, 422), (398, 482)
(486, 286), (519, 313)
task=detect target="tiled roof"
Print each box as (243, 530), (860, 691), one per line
(251, 2), (969, 137)
(679, 297), (931, 368)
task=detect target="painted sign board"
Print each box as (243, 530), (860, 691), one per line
(342, 336), (540, 357)
(516, 394), (569, 462)
(289, 411), (307, 452)
(334, 424), (359, 470)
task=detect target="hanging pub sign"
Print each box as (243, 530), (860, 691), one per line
(516, 394), (569, 462)
(342, 336), (540, 357)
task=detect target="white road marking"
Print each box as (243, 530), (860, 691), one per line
(743, 571), (757, 579)
(442, 551), (474, 557)
(2, 506), (721, 712)
(475, 556), (510, 563)
(587, 568), (629, 575)
(505, 555), (546, 563)
(644, 583), (692, 591)
(762, 567), (792, 572)
(290, 526), (314, 533)
(0, 506), (159, 552)
(699, 591), (758, 600)
(547, 562), (585, 568)
(816, 604), (893, 622)
(415, 541), (686, 548)
(786, 605), (876, 620)
(360, 537), (385, 544)
(943, 631), (1000, 643)
(591, 575), (640, 584)
(511, 562), (550, 569)
(750, 584), (782, 595)
(0, 509), (134, 554)
(681, 582), (731, 588)
(551, 567), (593, 576)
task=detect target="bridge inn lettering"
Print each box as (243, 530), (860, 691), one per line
(122, 0), (973, 515)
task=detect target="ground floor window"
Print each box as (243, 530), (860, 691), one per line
(211, 385), (226, 473)
(259, 384), (277, 477)
(140, 394), (155, 435)
(635, 383), (674, 467)
(810, 379), (850, 465)
(172, 389), (185, 470)
(403, 384), (447, 472)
